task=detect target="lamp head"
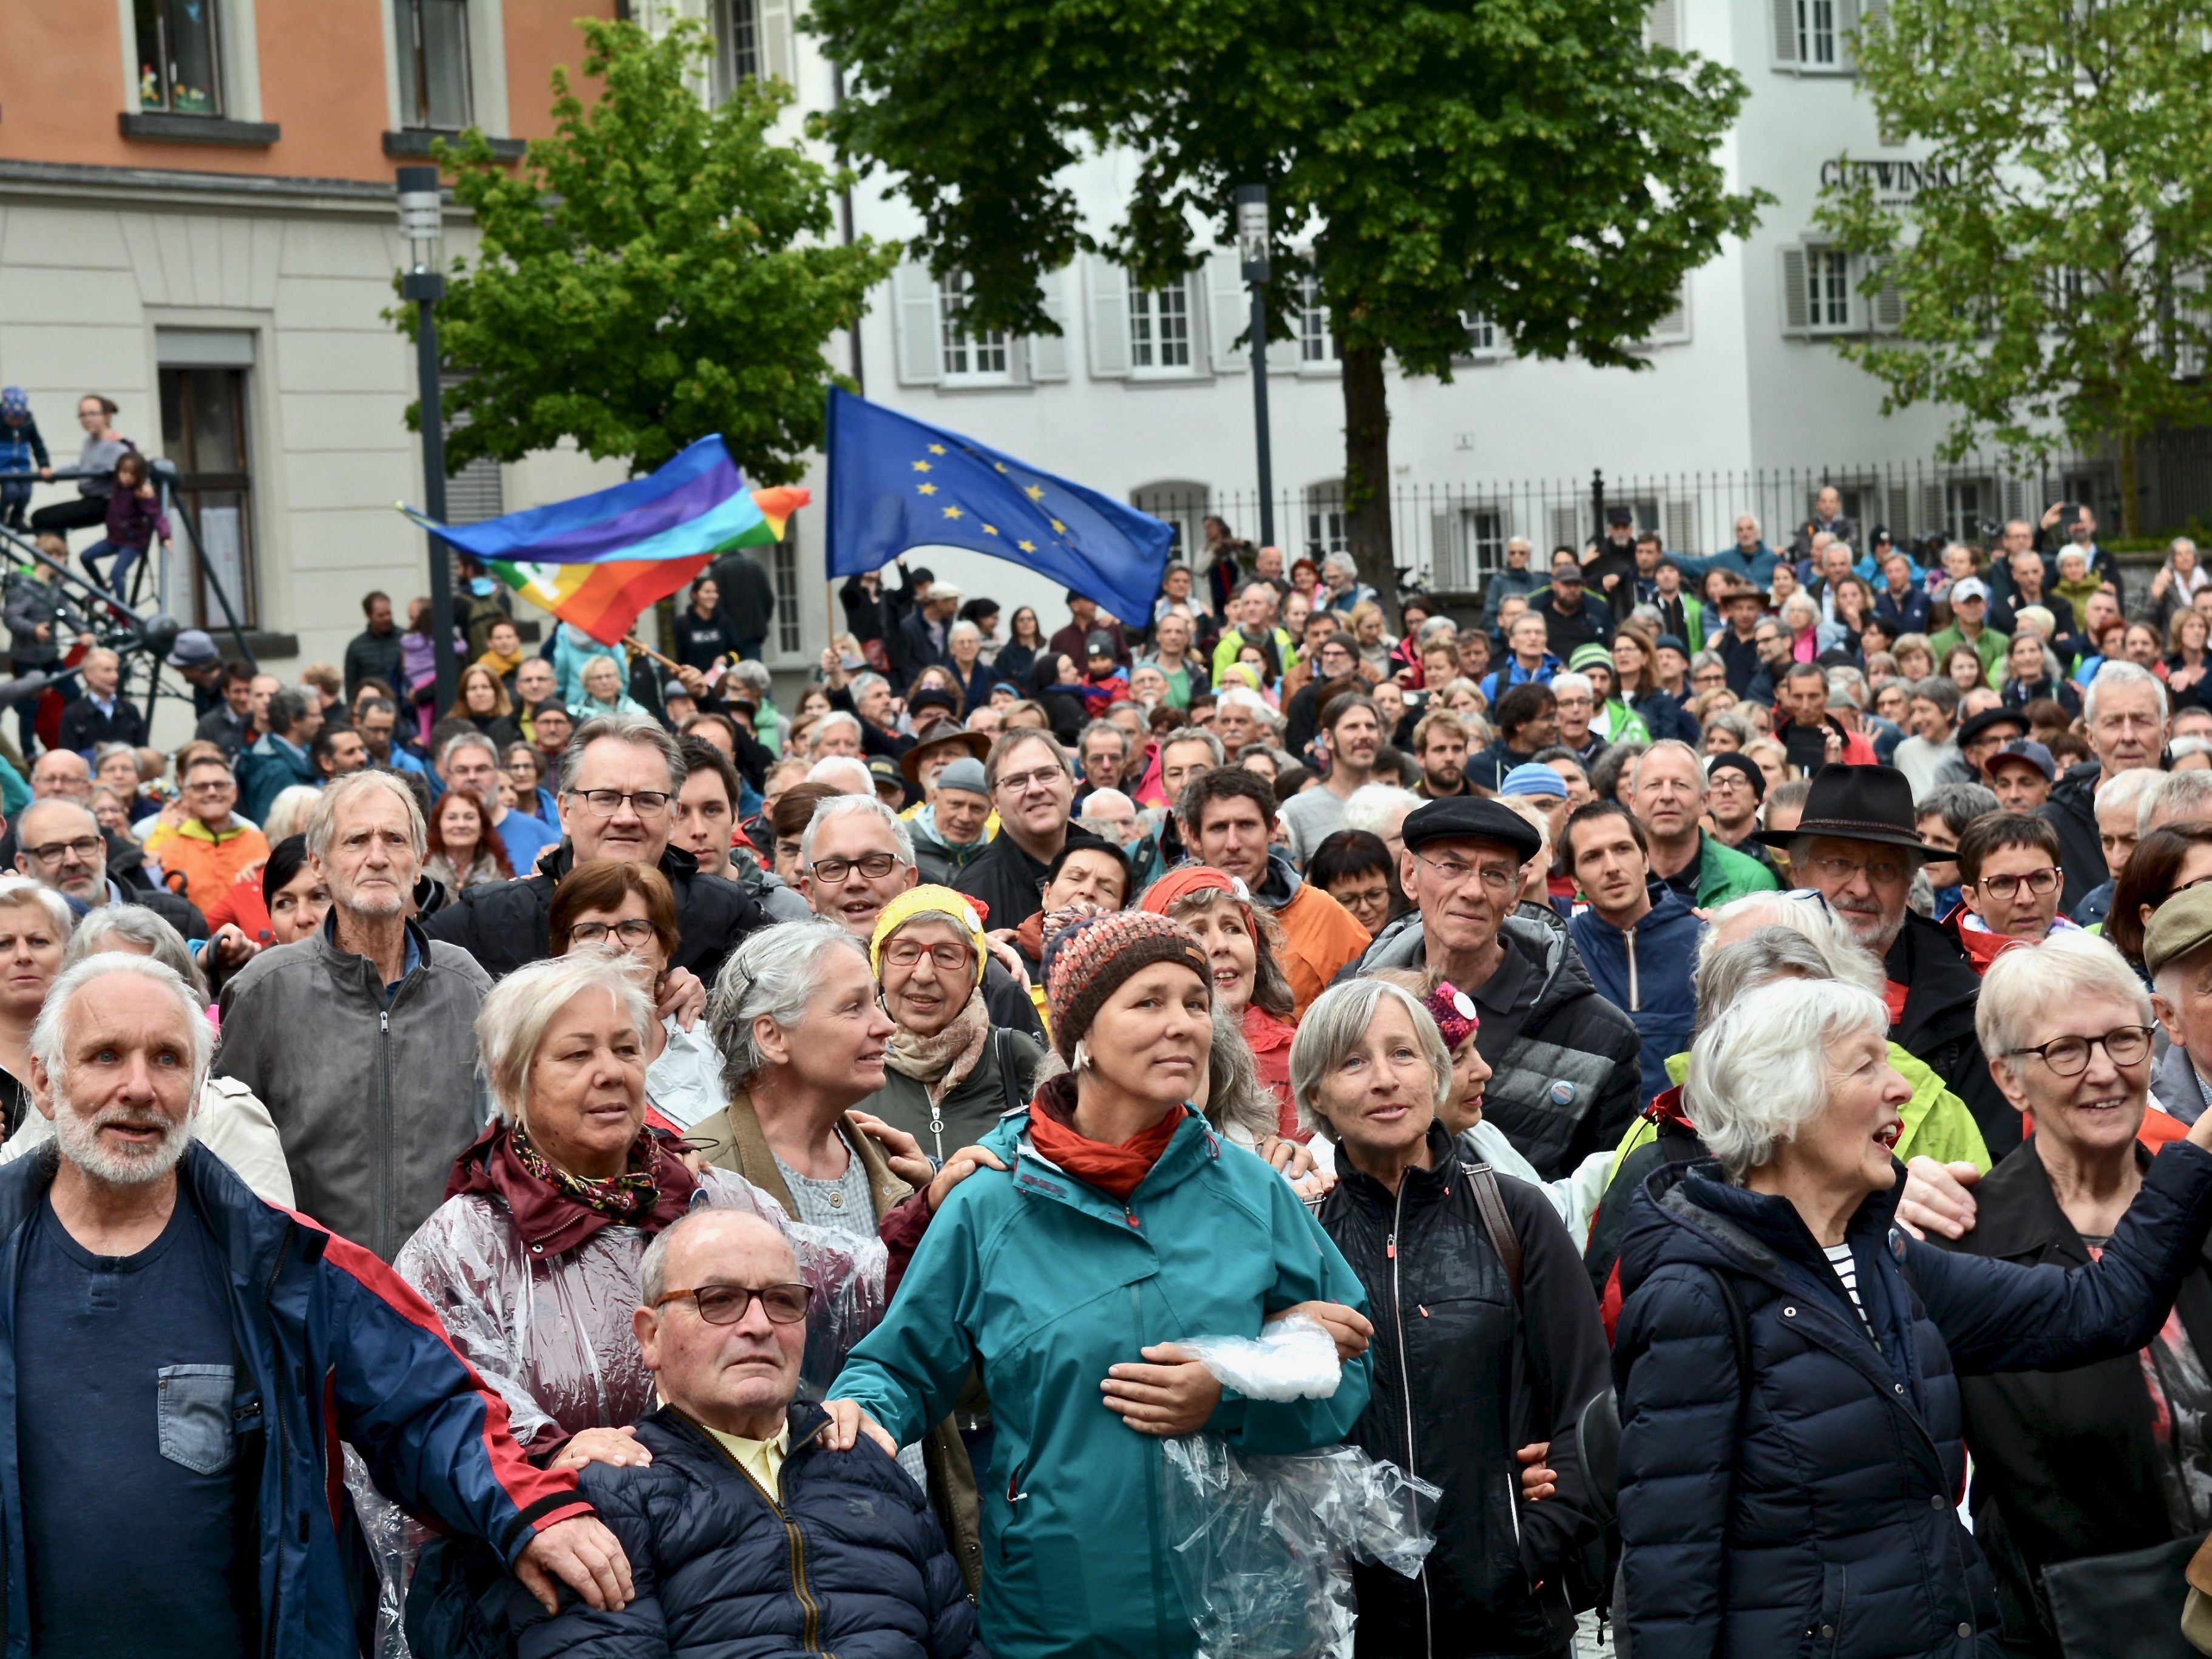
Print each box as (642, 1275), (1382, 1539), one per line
(396, 165), (444, 273)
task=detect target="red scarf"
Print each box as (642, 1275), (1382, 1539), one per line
(1026, 1073), (1186, 1201)
(447, 1118), (699, 1259)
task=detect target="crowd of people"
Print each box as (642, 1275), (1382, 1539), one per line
(15, 478), (2212, 1658)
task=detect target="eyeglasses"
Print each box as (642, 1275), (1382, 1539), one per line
(1798, 852), (1911, 888)
(24, 836), (101, 864)
(653, 1282), (812, 1325)
(1414, 852), (1518, 892)
(570, 919), (658, 946)
(997, 765), (1068, 795)
(882, 939), (974, 973)
(569, 789), (671, 816)
(807, 852), (901, 884)
(1975, 865), (2060, 900)
(2006, 1025), (2155, 1076)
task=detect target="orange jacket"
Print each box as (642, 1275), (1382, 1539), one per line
(148, 818), (270, 914)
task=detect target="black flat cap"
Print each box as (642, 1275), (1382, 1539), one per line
(1955, 704), (2030, 749)
(1401, 796), (1544, 863)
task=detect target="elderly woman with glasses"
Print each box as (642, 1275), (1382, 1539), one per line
(1613, 937), (2212, 1659)
(1299, 976), (1611, 1657)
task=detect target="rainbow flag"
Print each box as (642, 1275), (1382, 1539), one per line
(399, 436), (807, 646)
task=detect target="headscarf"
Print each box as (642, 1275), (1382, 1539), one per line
(872, 885), (991, 1101)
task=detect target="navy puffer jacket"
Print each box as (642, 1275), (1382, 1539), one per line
(515, 1402), (988, 1659)
(1612, 1145), (2212, 1658)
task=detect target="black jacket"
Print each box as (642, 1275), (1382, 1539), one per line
(513, 1403), (986, 1659)
(1317, 1124), (1611, 1656)
(1533, 595), (1610, 660)
(1614, 1147), (2212, 1658)
(708, 548), (776, 647)
(55, 691), (146, 751)
(952, 830), (1056, 935)
(668, 606), (734, 671)
(344, 626), (405, 702)
(1351, 908), (1641, 1179)
(1938, 1137), (2212, 1655)
(1887, 910), (2020, 1160)
(422, 841), (766, 985)
(2039, 761), (2106, 916)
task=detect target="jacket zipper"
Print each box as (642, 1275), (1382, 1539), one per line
(262, 1230), (292, 1656)
(1624, 927), (1641, 1011)
(1388, 1181), (1432, 1658)
(703, 1425), (829, 1655)
(379, 1006), (395, 1261)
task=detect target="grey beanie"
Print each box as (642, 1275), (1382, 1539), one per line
(936, 757), (989, 798)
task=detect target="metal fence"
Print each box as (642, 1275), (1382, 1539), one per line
(1131, 453), (2145, 595)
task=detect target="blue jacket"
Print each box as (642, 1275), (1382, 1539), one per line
(1480, 653), (1561, 703)
(1613, 1144), (2212, 1658)
(0, 1141), (592, 1659)
(1875, 584), (1933, 635)
(514, 1402), (985, 1658)
(1569, 884), (1700, 1110)
(1704, 542), (1781, 591)
(238, 731), (317, 824)
(832, 1094), (1372, 1659)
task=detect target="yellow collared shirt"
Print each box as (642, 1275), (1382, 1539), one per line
(702, 1422), (791, 1502)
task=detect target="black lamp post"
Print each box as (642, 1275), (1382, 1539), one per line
(1235, 183), (1276, 549)
(398, 163), (460, 717)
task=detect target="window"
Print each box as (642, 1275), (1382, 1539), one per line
(1439, 507), (1509, 589)
(714, 0), (761, 93)
(1306, 484), (1348, 563)
(135, 0), (222, 115)
(939, 271), (1010, 382)
(158, 365), (257, 628)
(1130, 285), (1193, 371)
(773, 532), (801, 654)
(1133, 483), (1210, 561)
(1773, 0), (1864, 73)
(1944, 480), (1993, 546)
(1797, 0), (1838, 66)
(1809, 248), (1850, 327)
(394, 0), (472, 129)
(1297, 276), (1340, 364)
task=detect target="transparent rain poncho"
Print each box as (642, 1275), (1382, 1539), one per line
(1162, 1317), (1441, 1659)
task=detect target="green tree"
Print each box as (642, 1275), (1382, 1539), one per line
(1819, 1), (2212, 535)
(809, 0), (1763, 609)
(398, 19), (897, 483)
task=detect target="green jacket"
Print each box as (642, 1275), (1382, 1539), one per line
(1928, 621), (2010, 684)
(1695, 830), (1779, 909)
(832, 1105), (1372, 1659)
(1601, 699), (1652, 747)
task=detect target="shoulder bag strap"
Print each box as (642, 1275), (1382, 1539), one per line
(1466, 1161), (1524, 1304)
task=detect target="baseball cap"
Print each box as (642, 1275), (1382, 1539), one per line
(165, 629), (220, 669)
(1950, 577), (1990, 603)
(1987, 738), (2057, 782)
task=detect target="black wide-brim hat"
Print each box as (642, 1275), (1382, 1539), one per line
(1755, 762), (1952, 857)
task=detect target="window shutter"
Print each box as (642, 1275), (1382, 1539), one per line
(1087, 257), (1131, 378)
(756, 0), (795, 84)
(893, 264), (943, 386)
(1207, 252), (1249, 373)
(1645, 282), (1691, 345)
(1432, 511), (1466, 591)
(1871, 262), (1905, 332)
(1647, 0), (1680, 50)
(1919, 483), (1947, 538)
(2001, 478), (2031, 524)
(1836, 0), (1861, 69)
(1772, 0), (1799, 66)
(1885, 483), (1914, 540)
(1006, 337), (1031, 387)
(1550, 504), (1585, 555)
(1664, 498), (1699, 558)
(1028, 266), (1070, 381)
(1780, 246), (1810, 334)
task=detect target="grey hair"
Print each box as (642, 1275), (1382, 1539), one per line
(949, 620), (982, 646)
(799, 793), (915, 868)
(1627, 737), (1705, 798)
(1161, 726), (1226, 767)
(1216, 686), (1281, 728)
(1417, 616), (1459, 645)
(730, 659), (773, 697)
(805, 756), (875, 795)
(849, 671), (889, 702)
(1079, 718), (1133, 759)
(639, 1205), (792, 1308)
(92, 742), (137, 774)
(1692, 901), (1881, 1040)
(1342, 784), (1422, 837)
(477, 953), (653, 1125)
(1909, 676), (1961, 716)
(558, 711), (686, 796)
(2173, 736), (2212, 767)
(267, 685), (316, 736)
(1683, 976), (1891, 1182)
(1780, 591), (1820, 628)
(1549, 671), (1593, 701)
(305, 770), (427, 861)
(1917, 780), (2000, 835)
(810, 711), (864, 750)
(31, 952), (214, 1104)
(2140, 767), (2212, 835)
(709, 919), (869, 1091)
(440, 730), (502, 770)
(1203, 1006), (1281, 1145)
(1735, 512), (1763, 535)
(2094, 765), (2165, 830)
(1701, 712), (1756, 750)
(0, 874), (73, 940)
(65, 905), (208, 1003)
(1290, 979), (1452, 1142)
(1322, 552), (1360, 580)
(1980, 929), (2150, 1070)
(262, 785), (325, 846)
(2083, 659), (2169, 728)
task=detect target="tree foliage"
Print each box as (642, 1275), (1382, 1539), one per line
(1819, 0), (2212, 533)
(398, 20), (897, 483)
(808, 0), (1764, 599)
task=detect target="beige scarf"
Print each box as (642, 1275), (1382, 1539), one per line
(884, 991), (991, 1105)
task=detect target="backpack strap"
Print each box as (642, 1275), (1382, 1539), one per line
(1705, 1265), (1752, 1422)
(1466, 1161), (1524, 1304)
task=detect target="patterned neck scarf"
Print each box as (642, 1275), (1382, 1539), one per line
(510, 1118), (664, 1224)
(884, 989), (991, 1104)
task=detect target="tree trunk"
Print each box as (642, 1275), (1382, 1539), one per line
(1341, 342), (1397, 625)
(2118, 429), (2142, 538)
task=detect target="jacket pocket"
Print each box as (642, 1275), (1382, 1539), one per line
(1800, 1561), (1847, 1658)
(157, 1363), (237, 1475)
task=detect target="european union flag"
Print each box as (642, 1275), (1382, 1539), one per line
(825, 388), (1174, 626)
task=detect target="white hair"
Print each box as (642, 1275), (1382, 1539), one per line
(1980, 929), (2150, 1068)
(305, 770), (427, 861)
(1082, 787), (1136, 816)
(1216, 685), (1281, 728)
(949, 620), (982, 646)
(810, 711), (864, 751)
(477, 953), (653, 1125)
(2142, 768), (2212, 835)
(799, 793), (915, 868)
(708, 918), (869, 1091)
(440, 730), (502, 770)
(66, 905), (207, 1003)
(1289, 979), (1451, 1141)
(1780, 591), (1820, 628)
(1683, 975), (1891, 1181)
(1550, 671), (1593, 700)
(2083, 659), (2169, 728)
(1735, 512), (1762, 535)
(1341, 784), (1422, 838)
(806, 755), (875, 795)
(32, 952), (214, 1134)
(262, 785), (326, 846)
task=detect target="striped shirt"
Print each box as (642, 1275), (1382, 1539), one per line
(1824, 1241), (1874, 1335)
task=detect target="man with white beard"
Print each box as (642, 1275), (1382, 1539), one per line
(1760, 762), (2018, 1159)
(1, 953), (633, 1654)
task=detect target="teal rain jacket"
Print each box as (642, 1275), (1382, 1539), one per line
(832, 1105), (1373, 1659)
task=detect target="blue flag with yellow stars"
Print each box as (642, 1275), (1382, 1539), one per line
(825, 387), (1174, 626)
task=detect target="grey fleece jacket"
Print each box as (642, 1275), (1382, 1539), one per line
(214, 917), (492, 1260)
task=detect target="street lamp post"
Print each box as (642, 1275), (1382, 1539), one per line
(398, 163), (460, 719)
(1235, 184), (1276, 550)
